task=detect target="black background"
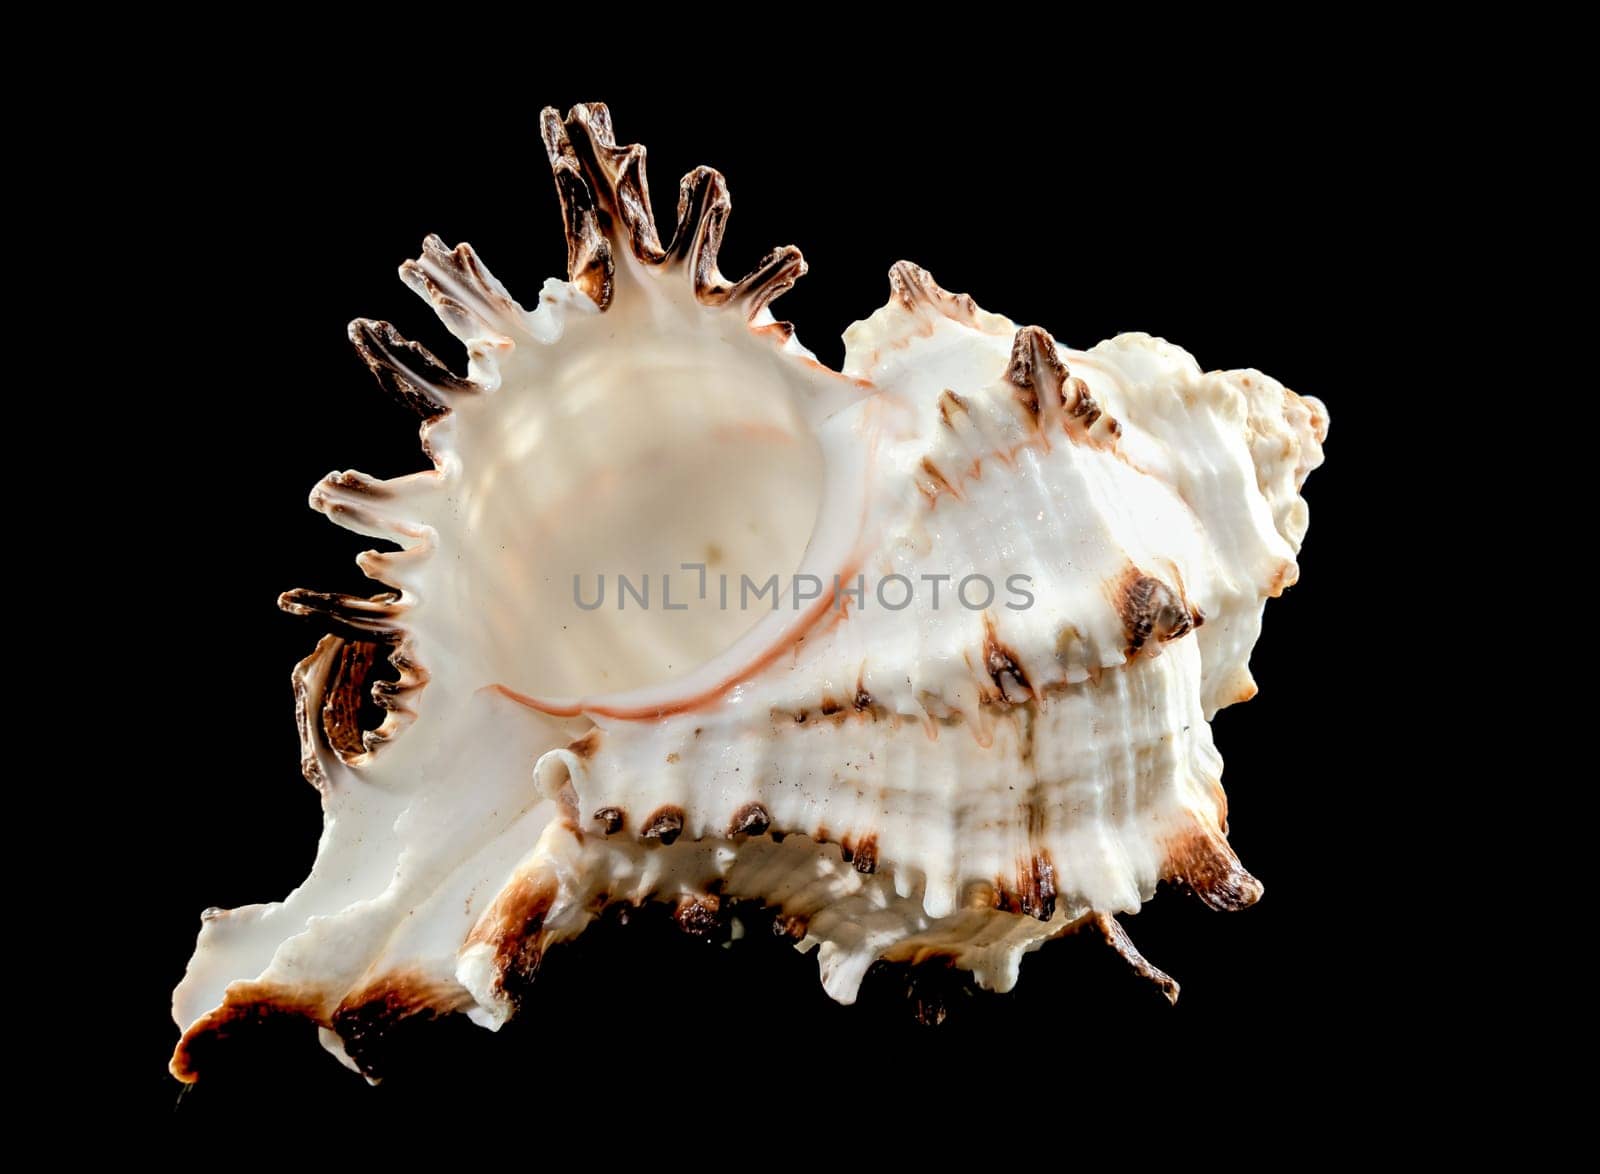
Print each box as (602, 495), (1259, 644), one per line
(116, 70), (1410, 1119)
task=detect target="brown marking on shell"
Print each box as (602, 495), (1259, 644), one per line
(672, 893), (727, 939)
(776, 691), (890, 726)
(310, 498), (382, 535)
(322, 639), (380, 764)
(1062, 376), (1123, 447)
(368, 645), (427, 720)
(1005, 325), (1070, 422)
(465, 871), (560, 1003)
(330, 972), (474, 1077)
(348, 319), (474, 420)
(981, 614), (1033, 701)
(1012, 379), (1037, 418)
(1087, 914), (1180, 1004)
(990, 851), (1056, 922)
(851, 834), (879, 875)
(729, 246), (808, 317)
(642, 805), (686, 845)
(1019, 852), (1056, 922)
(1113, 568), (1193, 658)
(1015, 702), (1037, 765)
(664, 165), (732, 300)
(321, 470), (393, 499)
(1162, 825), (1263, 912)
(568, 729), (601, 759)
(916, 690), (963, 728)
(728, 802), (771, 837)
(888, 261), (983, 326)
(914, 364), (1136, 517)
(773, 913), (810, 940)
(397, 243), (504, 345)
(918, 455), (960, 504)
(1065, 377), (1099, 426)
(538, 102), (809, 321)
(593, 806), (625, 835)
(169, 980), (324, 1083)
(540, 107), (615, 309)
(279, 588), (404, 642)
(937, 388), (970, 427)
(555, 102), (664, 263)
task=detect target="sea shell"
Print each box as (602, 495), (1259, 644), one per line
(171, 102), (1327, 1081)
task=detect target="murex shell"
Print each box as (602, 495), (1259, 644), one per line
(172, 102), (1327, 1080)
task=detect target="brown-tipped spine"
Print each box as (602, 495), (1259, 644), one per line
(552, 103), (665, 263)
(1115, 569), (1194, 658)
(541, 107), (614, 309)
(1164, 827), (1264, 912)
(729, 246), (808, 317)
(1018, 853), (1057, 921)
(728, 802), (771, 838)
(539, 102), (806, 321)
(664, 166), (732, 299)
(349, 320), (474, 419)
(641, 806), (686, 846)
(1089, 915), (1180, 1004)
(1006, 326), (1070, 421)
(397, 236), (519, 342)
(887, 260), (982, 323)
(280, 588), (404, 640)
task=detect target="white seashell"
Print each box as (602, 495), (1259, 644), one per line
(171, 102), (1327, 1081)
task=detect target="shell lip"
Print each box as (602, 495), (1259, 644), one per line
(490, 552), (864, 720)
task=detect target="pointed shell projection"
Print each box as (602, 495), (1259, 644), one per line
(171, 103), (1327, 1081)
